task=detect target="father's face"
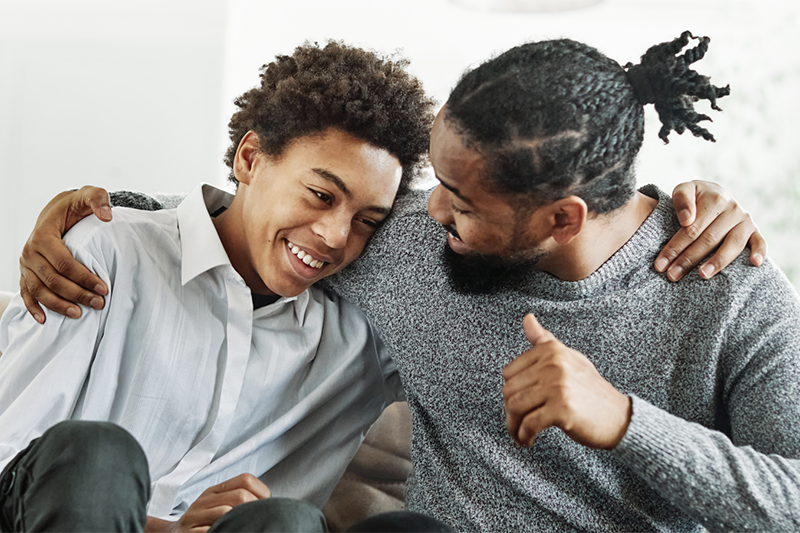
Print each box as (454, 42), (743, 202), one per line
(427, 109), (549, 291)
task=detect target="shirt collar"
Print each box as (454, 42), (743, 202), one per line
(176, 184), (313, 318)
(177, 183), (234, 285)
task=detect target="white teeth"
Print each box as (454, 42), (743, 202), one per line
(449, 232), (462, 241)
(286, 241), (325, 269)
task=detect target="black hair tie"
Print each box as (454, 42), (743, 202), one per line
(624, 63), (657, 106)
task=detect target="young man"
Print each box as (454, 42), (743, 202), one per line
(14, 34), (792, 532)
(0, 41), (446, 532)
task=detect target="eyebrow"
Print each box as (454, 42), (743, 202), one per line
(311, 167), (393, 218)
(435, 175), (475, 207)
(312, 168), (352, 198)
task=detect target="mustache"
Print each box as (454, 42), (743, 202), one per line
(442, 224), (461, 240)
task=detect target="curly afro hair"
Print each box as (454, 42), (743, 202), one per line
(224, 40), (436, 192)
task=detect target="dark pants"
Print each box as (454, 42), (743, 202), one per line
(0, 421), (452, 532)
(0, 421), (150, 532)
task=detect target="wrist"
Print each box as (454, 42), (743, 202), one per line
(607, 394), (633, 450)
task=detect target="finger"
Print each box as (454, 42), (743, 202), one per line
(20, 265), (83, 319)
(517, 404), (559, 447)
(671, 181), (698, 227)
(504, 387), (547, 440)
(502, 368), (542, 401)
(748, 233), (767, 267)
(522, 313), (555, 345)
(183, 505), (233, 529)
(665, 208), (744, 281)
(654, 212), (720, 276)
(22, 250), (105, 312)
(76, 186), (113, 222)
(27, 229), (108, 296)
(213, 473), (271, 499)
(503, 345), (544, 380)
(503, 336), (562, 381)
(19, 276), (45, 324)
(695, 221), (755, 279)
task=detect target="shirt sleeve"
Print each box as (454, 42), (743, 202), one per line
(612, 264), (800, 532)
(0, 234), (112, 471)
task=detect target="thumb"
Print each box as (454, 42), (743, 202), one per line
(523, 313), (554, 345)
(80, 186), (113, 222)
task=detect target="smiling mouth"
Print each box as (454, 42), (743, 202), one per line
(286, 241), (326, 270)
(443, 224), (462, 241)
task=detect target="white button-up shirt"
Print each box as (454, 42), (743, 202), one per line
(0, 184), (402, 519)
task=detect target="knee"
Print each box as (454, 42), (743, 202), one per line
(209, 498), (327, 533)
(35, 421), (149, 488)
(11, 421), (150, 532)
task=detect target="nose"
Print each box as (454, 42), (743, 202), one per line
(313, 212), (350, 250)
(427, 184), (455, 226)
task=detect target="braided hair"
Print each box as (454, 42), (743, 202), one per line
(445, 31), (730, 214)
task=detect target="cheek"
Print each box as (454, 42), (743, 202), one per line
(460, 220), (503, 251)
(341, 235), (371, 267)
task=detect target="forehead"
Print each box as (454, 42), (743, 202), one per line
(430, 111), (500, 207)
(284, 129), (402, 204)
(430, 112), (485, 181)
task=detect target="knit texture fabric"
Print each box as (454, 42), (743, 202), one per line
(326, 185), (800, 532)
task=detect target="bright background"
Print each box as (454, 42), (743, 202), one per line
(1, 0), (798, 292)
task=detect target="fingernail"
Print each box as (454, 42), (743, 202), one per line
(94, 284), (107, 295)
(700, 264), (715, 279)
(34, 313), (44, 324)
(99, 206), (112, 220)
(67, 307), (80, 318)
(655, 257), (669, 272)
(753, 254), (764, 266)
(90, 297), (104, 309)
(678, 209), (692, 225)
(667, 265), (683, 281)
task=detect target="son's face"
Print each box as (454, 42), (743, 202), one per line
(232, 128), (402, 297)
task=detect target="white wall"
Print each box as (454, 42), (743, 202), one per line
(1, 0), (798, 291)
(0, 0), (227, 291)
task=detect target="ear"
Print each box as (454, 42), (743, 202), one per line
(233, 131), (261, 186)
(549, 196), (588, 245)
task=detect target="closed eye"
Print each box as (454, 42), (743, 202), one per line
(357, 217), (380, 229)
(452, 203), (471, 215)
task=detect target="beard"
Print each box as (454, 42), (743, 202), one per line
(441, 241), (547, 295)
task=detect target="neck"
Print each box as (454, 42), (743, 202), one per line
(539, 191), (658, 281)
(212, 196), (276, 296)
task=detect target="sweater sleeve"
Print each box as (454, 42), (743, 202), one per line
(109, 191), (186, 210)
(613, 263), (800, 532)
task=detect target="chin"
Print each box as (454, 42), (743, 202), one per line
(441, 244), (545, 295)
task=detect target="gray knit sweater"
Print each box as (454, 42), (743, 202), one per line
(117, 185), (800, 532)
(327, 185), (800, 532)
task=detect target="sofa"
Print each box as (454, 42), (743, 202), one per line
(0, 289), (411, 531)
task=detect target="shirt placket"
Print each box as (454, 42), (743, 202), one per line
(148, 271), (253, 517)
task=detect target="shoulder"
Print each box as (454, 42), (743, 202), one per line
(63, 207), (180, 268)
